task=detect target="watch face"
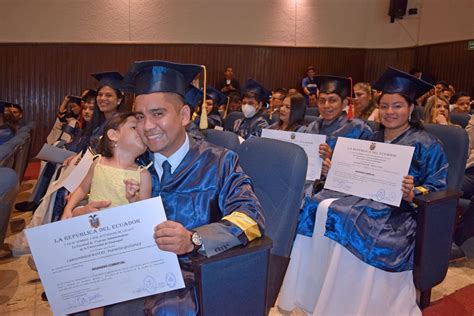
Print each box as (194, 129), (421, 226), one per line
(192, 232), (203, 246)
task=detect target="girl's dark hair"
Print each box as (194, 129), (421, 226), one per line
(97, 112), (136, 157)
(379, 92), (424, 130)
(286, 93), (306, 130)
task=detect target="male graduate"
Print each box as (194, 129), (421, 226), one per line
(73, 60), (265, 315)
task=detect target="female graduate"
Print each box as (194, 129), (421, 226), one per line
(278, 68), (448, 316)
(268, 92), (306, 132)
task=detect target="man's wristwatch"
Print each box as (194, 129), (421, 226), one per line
(191, 231), (203, 252)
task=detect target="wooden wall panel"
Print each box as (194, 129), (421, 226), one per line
(0, 41), (472, 157)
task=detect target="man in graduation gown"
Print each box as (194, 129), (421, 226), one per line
(73, 60), (265, 315)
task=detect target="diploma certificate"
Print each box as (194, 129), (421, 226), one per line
(325, 137), (415, 207)
(25, 197), (185, 315)
(261, 129), (326, 180)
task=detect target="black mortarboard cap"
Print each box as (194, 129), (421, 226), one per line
(123, 60), (202, 98)
(184, 85), (203, 111)
(67, 95), (82, 105)
(0, 100), (6, 114)
(243, 79), (272, 102)
(315, 75), (351, 100)
(206, 87), (227, 106)
(81, 89), (97, 101)
(373, 67), (434, 101)
(91, 71), (124, 91)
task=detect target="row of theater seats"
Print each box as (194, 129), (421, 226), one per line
(0, 122), (35, 256)
(198, 124), (468, 313)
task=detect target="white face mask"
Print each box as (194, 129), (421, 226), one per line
(241, 104), (257, 118)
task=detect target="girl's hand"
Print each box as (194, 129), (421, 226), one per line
(434, 114), (448, 125)
(402, 175), (415, 202)
(319, 143), (332, 160)
(124, 178), (140, 203)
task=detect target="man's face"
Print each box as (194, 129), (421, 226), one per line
(455, 96), (471, 113)
(135, 92), (190, 157)
(307, 69), (315, 78)
(308, 94), (318, 107)
(224, 68), (233, 79)
(270, 92), (284, 110)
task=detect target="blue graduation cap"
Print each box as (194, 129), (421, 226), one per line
(123, 60), (202, 98)
(91, 72), (124, 91)
(315, 75), (351, 100)
(243, 79), (271, 103)
(67, 95), (82, 105)
(184, 85), (203, 112)
(206, 87), (227, 106)
(373, 67), (433, 102)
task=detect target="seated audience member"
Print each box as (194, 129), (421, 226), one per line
(279, 67), (447, 316)
(216, 66), (241, 95)
(442, 84), (455, 102)
(451, 92), (471, 114)
(5, 102), (25, 126)
(0, 101), (15, 144)
(268, 88), (286, 119)
(307, 92), (318, 107)
(423, 95), (454, 125)
(71, 60), (265, 315)
(225, 91), (241, 115)
(302, 66), (318, 98)
(435, 80), (449, 96)
(194, 87), (225, 129)
(268, 92), (306, 132)
(57, 95), (82, 123)
(353, 82), (379, 121)
(232, 79), (270, 139)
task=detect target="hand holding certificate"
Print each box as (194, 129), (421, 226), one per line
(261, 129), (326, 180)
(25, 197), (184, 315)
(325, 137), (415, 206)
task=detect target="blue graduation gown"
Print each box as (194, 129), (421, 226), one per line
(299, 127), (448, 272)
(232, 109), (269, 139)
(302, 113), (373, 150)
(194, 113), (223, 130)
(136, 136), (265, 315)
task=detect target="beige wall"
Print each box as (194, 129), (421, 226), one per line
(0, 0), (472, 48)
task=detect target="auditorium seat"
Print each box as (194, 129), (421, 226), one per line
(413, 124), (469, 308)
(223, 111), (244, 131)
(203, 129), (240, 152)
(450, 112), (470, 128)
(237, 137), (308, 310)
(0, 167), (19, 255)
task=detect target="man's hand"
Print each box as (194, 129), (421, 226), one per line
(154, 221), (194, 255)
(72, 200), (111, 217)
(319, 143), (332, 160)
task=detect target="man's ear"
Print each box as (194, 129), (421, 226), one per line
(107, 129), (119, 142)
(181, 105), (191, 126)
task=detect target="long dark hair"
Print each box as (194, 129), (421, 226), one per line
(97, 112), (136, 157)
(379, 92), (424, 130)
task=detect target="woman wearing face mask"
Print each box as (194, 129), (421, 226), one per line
(232, 79), (270, 139)
(423, 95), (452, 125)
(268, 92), (306, 132)
(279, 68), (447, 316)
(353, 82), (379, 121)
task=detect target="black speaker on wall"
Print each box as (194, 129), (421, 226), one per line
(388, 0), (408, 23)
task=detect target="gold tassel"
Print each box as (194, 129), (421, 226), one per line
(223, 96), (230, 119)
(199, 65), (208, 130)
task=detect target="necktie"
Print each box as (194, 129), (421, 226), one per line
(161, 160), (172, 186)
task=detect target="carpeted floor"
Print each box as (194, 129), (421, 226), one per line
(423, 284), (474, 316)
